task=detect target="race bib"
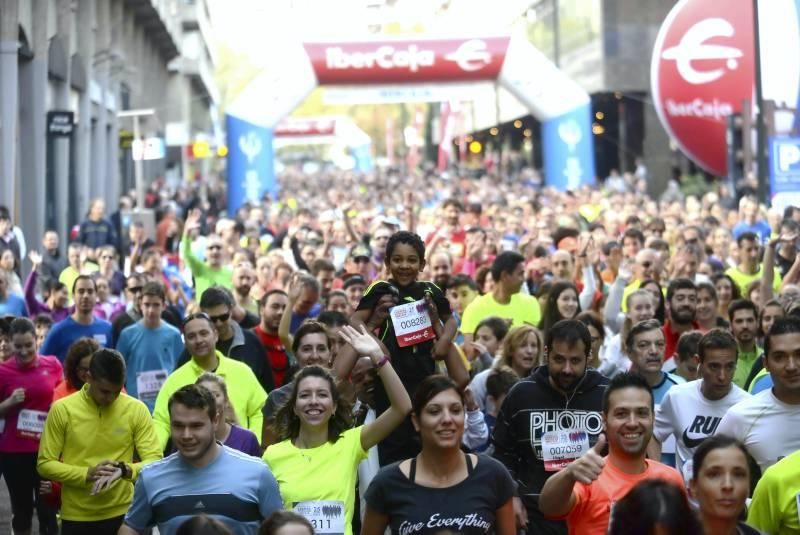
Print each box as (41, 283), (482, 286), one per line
(541, 429), (590, 472)
(293, 500), (345, 535)
(16, 409), (47, 439)
(93, 334), (108, 346)
(136, 370), (168, 402)
(389, 299), (436, 347)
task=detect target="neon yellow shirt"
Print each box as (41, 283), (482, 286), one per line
(725, 265), (782, 296)
(264, 427), (367, 535)
(461, 292), (541, 336)
(37, 385), (161, 521)
(747, 448), (800, 534)
(181, 237), (233, 298)
(152, 351), (267, 449)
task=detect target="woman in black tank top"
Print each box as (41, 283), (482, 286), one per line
(362, 375), (515, 535)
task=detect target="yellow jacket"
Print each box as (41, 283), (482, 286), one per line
(152, 350), (267, 449)
(37, 384), (162, 521)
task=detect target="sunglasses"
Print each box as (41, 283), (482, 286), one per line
(208, 312), (231, 324)
(354, 257), (370, 264)
(127, 286), (143, 293)
(182, 312), (212, 329)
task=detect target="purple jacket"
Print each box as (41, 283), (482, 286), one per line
(24, 270), (70, 323)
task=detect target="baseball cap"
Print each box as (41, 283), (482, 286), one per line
(349, 244), (372, 260)
(343, 275), (367, 290)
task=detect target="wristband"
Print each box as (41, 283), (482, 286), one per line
(115, 462), (131, 479)
(374, 356), (390, 369)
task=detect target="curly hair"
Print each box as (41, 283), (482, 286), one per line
(275, 365), (353, 444)
(385, 231), (425, 263)
(64, 337), (100, 389)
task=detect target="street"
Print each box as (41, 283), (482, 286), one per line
(0, 481), (37, 535)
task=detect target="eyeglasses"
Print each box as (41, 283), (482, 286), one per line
(126, 286), (143, 293)
(182, 312), (212, 329)
(207, 312), (231, 324)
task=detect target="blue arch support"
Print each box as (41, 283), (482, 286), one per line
(226, 114), (276, 214)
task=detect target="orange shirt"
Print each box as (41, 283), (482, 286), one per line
(564, 457), (684, 535)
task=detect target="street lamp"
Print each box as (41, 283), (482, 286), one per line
(117, 108), (155, 211)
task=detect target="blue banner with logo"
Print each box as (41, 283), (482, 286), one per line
(226, 114), (276, 215)
(769, 136), (800, 211)
(540, 103), (596, 190)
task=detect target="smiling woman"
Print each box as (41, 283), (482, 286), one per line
(263, 325), (411, 535)
(361, 375), (515, 535)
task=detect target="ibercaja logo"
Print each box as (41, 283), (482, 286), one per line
(651, 0), (755, 176)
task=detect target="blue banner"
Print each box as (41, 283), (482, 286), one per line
(352, 144), (373, 172)
(540, 103), (596, 190)
(225, 114), (276, 215)
(769, 136), (800, 211)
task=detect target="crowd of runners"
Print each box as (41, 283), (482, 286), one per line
(0, 166), (798, 534)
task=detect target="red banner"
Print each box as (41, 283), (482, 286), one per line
(304, 37), (510, 85)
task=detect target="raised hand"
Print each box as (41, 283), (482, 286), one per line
(183, 208), (202, 236)
(567, 433), (606, 485)
(338, 324), (384, 361)
(28, 250), (42, 267)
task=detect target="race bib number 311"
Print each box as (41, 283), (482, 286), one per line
(294, 500), (345, 535)
(390, 299), (435, 347)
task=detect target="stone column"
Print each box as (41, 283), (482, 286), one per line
(0, 0), (19, 218)
(18, 0), (48, 256)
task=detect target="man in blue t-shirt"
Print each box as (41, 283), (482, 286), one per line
(0, 270), (26, 317)
(41, 276), (112, 361)
(120, 385), (282, 535)
(115, 281), (184, 412)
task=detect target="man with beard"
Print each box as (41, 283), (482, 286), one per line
(231, 263), (258, 315)
(653, 329), (750, 482)
(40, 276), (113, 362)
(492, 320), (609, 535)
(428, 251), (452, 289)
(252, 290), (291, 388)
(626, 319), (685, 466)
(727, 299), (761, 389)
(310, 258), (336, 301)
(662, 278), (699, 369)
(539, 373), (683, 534)
(119, 385), (281, 535)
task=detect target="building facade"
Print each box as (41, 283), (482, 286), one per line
(0, 0), (216, 257)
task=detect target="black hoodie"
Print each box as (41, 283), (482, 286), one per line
(492, 366), (608, 518)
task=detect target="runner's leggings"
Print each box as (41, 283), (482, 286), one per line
(0, 451), (59, 534)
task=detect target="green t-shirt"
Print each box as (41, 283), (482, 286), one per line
(734, 346), (761, 389)
(181, 237), (233, 298)
(264, 427), (367, 535)
(748, 448), (800, 534)
(460, 292), (541, 336)
(725, 265), (781, 296)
